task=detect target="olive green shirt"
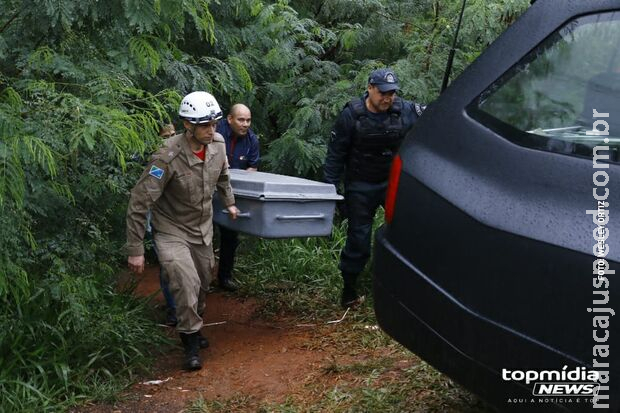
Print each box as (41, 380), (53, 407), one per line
(126, 132), (235, 256)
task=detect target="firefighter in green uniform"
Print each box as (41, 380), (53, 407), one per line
(126, 91), (240, 371)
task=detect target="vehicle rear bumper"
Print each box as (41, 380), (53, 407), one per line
(372, 226), (605, 413)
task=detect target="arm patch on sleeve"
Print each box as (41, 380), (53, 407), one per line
(149, 165), (165, 179)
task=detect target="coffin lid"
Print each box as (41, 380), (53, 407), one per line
(228, 170), (343, 200)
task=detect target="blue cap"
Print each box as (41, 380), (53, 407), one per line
(368, 68), (400, 92)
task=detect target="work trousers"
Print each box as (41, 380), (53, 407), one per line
(339, 187), (386, 275)
(154, 232), (213, 333)
(217, 225), (239, 281)
(148, 233), (176, 312)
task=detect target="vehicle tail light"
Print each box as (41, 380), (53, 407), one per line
(384, 154), (402, 224)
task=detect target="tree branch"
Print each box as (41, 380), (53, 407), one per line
(0, 10), (20, 35)
(375, 10), (429, 35)
(424, 1), (441, 73)
(316, 0), (326, 16)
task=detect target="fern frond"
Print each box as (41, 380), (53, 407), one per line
(128, 35), (161, 77)
(0, 138), (25, 208)
(21, 135), (58, 177)
(228, 56), (253, 92)
(123, 0), (159, 33)
(186, 0), (216, 44)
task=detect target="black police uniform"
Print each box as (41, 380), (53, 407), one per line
(324, 92), (420, 302)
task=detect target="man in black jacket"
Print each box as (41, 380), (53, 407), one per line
(324, 68), (421, 308)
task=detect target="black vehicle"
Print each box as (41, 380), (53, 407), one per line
(373, 1), (619, 412)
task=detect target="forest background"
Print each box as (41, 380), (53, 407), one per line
(0, 0), (529, 411)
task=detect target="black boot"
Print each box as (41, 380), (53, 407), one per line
(340, 271), (361, 308)
(179, 332), (202, 371)
(165, 307), (177, 327)
(198, 330), (210, 349)
(219, 277), (239, 292)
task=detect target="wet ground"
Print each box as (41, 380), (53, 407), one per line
(76, 265), (381, 412)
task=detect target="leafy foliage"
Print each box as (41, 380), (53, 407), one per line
(235, 221), (346, 319)
(0, 0), (529, 409)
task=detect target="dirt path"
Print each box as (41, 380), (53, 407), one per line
(79, 266), (372, 413)
(74, 266), (486, 413)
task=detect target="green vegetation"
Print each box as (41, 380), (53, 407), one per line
(234, 214), (384, 319)
(234, 219), (347, 319)
(0, 0), (529, 410)
(216, 215), (492, 413)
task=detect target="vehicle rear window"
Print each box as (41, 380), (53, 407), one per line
(470, 11), (620, 162)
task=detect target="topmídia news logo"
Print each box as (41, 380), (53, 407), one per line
(502, 366), (600, 397)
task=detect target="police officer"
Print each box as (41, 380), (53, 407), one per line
(324, 68), (422, 308)
(126, 91), (240, 370)
(215, 103), (260, 291)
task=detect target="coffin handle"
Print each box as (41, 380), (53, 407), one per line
(275, 214), (325, 220)
(222, 209), (251, 218)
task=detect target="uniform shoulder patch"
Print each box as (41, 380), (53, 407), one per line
(149, 164), (165, 180)
(414, 102), (427, 117)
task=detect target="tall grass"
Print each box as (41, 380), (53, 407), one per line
(0, 272), (168, 412)
(234, 213), (384, 319)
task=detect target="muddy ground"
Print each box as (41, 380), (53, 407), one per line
(74, 265), (481, 413)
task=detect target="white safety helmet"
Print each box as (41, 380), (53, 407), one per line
(178, 91), (223, 124)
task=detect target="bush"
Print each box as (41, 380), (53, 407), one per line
(0, 0), (530, 410)
(235, 213), (385, 319)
